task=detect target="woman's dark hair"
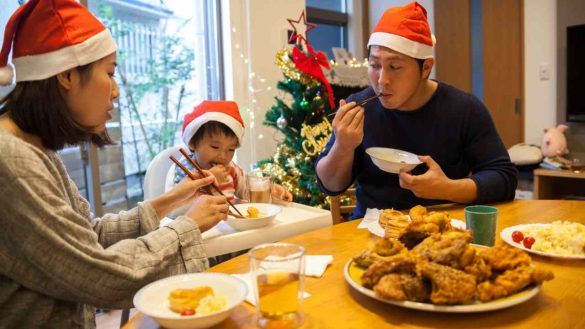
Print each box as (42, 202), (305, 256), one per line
(0, 63), (114, 151)
(189, 121), (239, 148)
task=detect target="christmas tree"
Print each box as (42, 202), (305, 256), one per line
(257, 15), (336, 208)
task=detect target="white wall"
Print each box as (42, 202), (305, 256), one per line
(222, 0), (305, 171)
(524, 0), (557, 145)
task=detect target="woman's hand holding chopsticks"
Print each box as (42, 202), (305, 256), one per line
(149, 173), (228, 232)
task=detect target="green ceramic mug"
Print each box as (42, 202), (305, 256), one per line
(464, 205), (498, 246)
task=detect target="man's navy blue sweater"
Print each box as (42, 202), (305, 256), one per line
(316, 82), (518, 219)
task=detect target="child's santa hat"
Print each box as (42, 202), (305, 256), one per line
(182, 100), (245, 147)
(367, 2), (436, 59)
(0, 0), (117, 86)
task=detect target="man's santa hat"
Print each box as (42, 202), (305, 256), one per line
(367, 2), (436, 59)
(182, 101), (245, 147)
(0, 0), (117, 86)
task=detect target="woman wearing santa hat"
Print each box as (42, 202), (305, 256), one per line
(0, 0), (227, 327)
(316, 2), (517, 219)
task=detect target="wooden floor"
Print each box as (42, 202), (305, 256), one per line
(96, 309), (138, 329)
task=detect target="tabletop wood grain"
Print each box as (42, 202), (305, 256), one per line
(124, 200), (585, 329)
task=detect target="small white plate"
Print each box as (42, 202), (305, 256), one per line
(344, 259), (541, 313)
(133, 273), (247, 329)
(226, 203), (281, 231)
(500, 224), (585, 259)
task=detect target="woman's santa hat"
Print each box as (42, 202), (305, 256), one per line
(182, 101), (245, 147)
(0, 0), (117, 86)
(367, 2), (436, 59)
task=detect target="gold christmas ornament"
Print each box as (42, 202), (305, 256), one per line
(300, 117), (333, 156)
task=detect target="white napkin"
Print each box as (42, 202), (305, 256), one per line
(357, 208), (385, 237)
(231, 272), (311, 306)
(304, 255), (334, 278)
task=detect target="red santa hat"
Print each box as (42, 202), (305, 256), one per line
(0, 0), (117, 86)
(182, 100), (245, 147)
(367, 2), (436, 59)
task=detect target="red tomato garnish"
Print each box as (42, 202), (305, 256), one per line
(180, 309), (195, 316)
(511, 231), (524, 243)
(523, 236), (536, 249)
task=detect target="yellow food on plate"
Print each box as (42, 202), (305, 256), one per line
(169, 286), (227, 315)
(247, 206), (260, 218)
(244, 206), (266, 219)
(523, 221), (585, 256)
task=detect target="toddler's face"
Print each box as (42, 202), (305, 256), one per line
(192, 133), (238, 169)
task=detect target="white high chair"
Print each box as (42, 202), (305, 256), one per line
(143, 145), (182, 200)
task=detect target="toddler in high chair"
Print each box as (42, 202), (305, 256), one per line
(172, 100), (293, 207)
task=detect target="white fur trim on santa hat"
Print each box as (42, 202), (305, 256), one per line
(368, 32), (434, 59)
(12, 29), (117, 82)
(182, 112), (245, 147)
(0, 63), (14, 86)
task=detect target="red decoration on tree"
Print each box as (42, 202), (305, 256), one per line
(292, 43), (335, 108)
(287, 10), (316, 44)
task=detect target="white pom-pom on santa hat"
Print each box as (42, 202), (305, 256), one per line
(0, 64), (14, 86)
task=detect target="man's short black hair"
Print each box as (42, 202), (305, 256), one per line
(0, 63), (114, 151)
(189, 121), (239, 148)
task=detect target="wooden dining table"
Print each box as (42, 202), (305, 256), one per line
(124, 200), (585, 328)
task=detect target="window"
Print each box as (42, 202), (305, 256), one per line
(306, 0), (348, 61)
(85, 0), (224, 211)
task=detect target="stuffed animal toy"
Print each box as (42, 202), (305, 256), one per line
(541, 124), (569, 158)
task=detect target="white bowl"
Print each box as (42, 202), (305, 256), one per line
(133, 273), (247, 329)
(226, 203), (281, 231)
(366, 147), (422, 174)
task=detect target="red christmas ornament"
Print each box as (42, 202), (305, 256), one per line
(287, 10), (316, 44)
(292, 43), (335, 108)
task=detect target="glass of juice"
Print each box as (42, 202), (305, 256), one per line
(249, 243), (305, 328)
(247, 170), (273, 203)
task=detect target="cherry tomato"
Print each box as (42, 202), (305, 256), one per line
(523, 236), (536, 249)
(180, 309), (195, 316)
(511, 231), (524, 243)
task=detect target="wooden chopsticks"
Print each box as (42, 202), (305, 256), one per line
(171, 148), (246, 218)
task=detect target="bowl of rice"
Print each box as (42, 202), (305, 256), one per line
(133, 273), (247, 329)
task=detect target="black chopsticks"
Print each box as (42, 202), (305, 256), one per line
(327, 93), (384, 118)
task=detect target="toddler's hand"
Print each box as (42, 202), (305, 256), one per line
(271, 184), (293, 202)
(209, 164), (228, 183)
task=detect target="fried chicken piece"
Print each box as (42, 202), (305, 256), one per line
(399, 211), (453, 249)
(374, 273), (429, 302)
(476, 265), (554, 302)
(480, 245), (531, 271)
(463, 255), (492, 283)
(412, 231), (473, 268)
(409, 205), (427, 222)
(353, 238), (407, 268)
(361, 254), (417, 288)
(353, 239), (406, 268)
(372, 237), (407, 256)
(418, 261), (477, 305)
(423, 211), (452, 231)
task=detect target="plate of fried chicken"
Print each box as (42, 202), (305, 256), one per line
(345, 206), (554, 313)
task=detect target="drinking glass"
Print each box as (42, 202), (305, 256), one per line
(247, 171), (273, 203)
(465, 205), (498, 246)
(249, 243), (305, 328)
